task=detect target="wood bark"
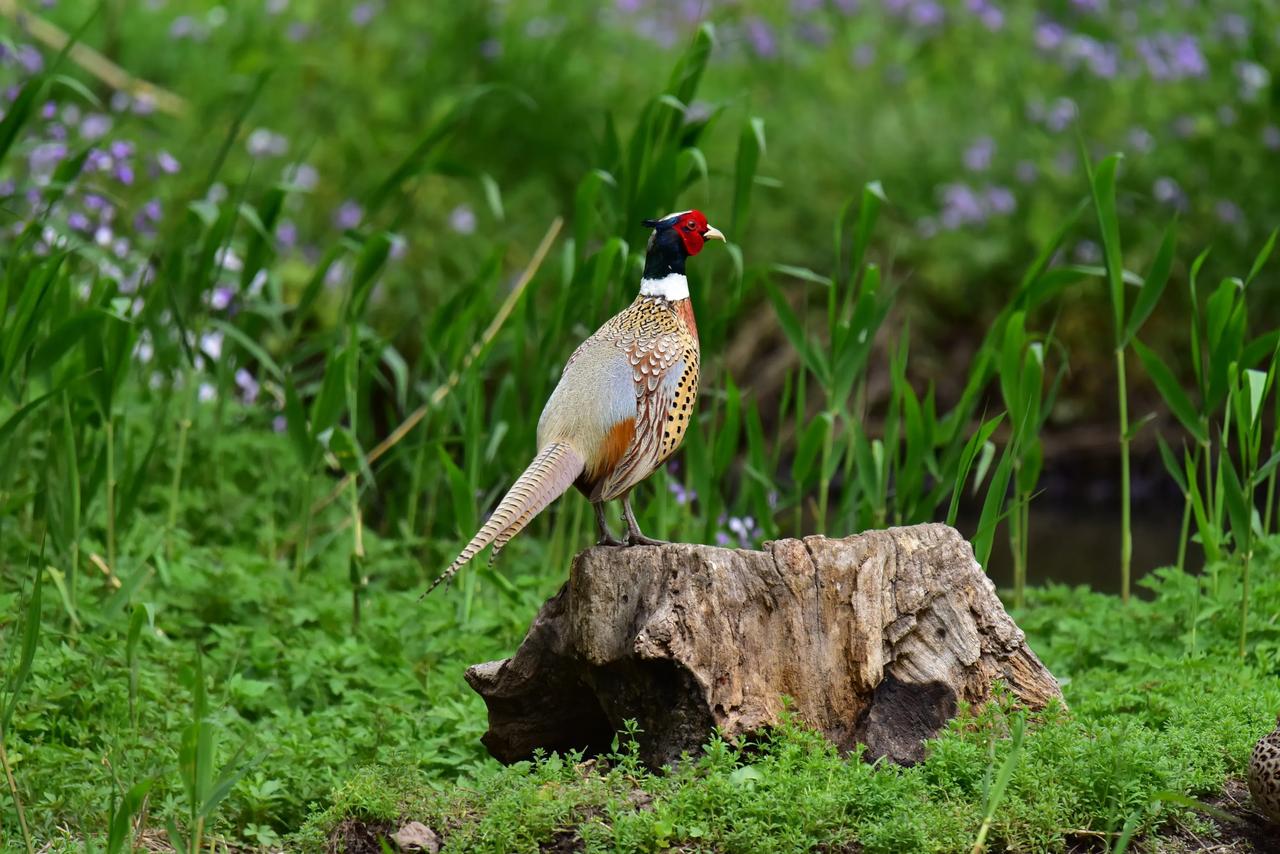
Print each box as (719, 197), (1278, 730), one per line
(465, 523), (1062, 768)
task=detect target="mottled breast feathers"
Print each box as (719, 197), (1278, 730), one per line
(537, 294), (699, 502)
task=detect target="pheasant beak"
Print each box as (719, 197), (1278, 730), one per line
(703, 225), (726, 243)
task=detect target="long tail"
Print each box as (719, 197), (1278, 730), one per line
(422, 442), (585, 597)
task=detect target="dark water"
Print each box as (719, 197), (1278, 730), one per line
(963, 505), (1191, 595)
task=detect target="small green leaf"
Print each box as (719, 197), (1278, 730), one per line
(1246, 368), (1268, 425)
(1245, 226), (1278, 286)
(1088, 153), (1125, 333)
(1121, 220), (1176, 347)
(1132, 340), (1207, 445)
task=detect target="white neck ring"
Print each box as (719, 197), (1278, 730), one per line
(639, 273), (689, 301)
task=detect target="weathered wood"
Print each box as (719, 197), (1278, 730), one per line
(465, 523), (1062, 767)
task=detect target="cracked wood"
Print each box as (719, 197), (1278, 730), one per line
(465, 523), (1063, 768)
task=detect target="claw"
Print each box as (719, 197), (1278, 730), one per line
(624, 532), (668, 547)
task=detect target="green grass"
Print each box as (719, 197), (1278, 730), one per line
(292, 570), (1280, 854)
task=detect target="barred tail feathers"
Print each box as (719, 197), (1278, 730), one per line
(423, 442), (585, 596)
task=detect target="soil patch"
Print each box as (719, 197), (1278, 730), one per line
(327, 817), (398, 854)
(1156, 779), (1279, 853)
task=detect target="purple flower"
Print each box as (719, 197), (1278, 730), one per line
(16, 45), (44, 74)
(272, 415), (288, 433)
(966, 0), (1003, 31)
(28, 142), (67, 177)
(938, 182), (986, 229)
(213, 246), (242, 271)
(286, 22), (311, 41)
(109, 91), (131, 113)
(1215, 200), (1244, 226)
(245, 270), (266, 297)
(156, 150), (181, 174)
(114, 163), (135, 185)
(1236, 61), (1269, 101)
(448, 204), (476, 235)
(726, 515), (761, 548)
(283, 162), (318, 191)
(909, 0), (944, 27)
(246, 128), (288, 157)
(350, 1), (380, 26)
(143, 199), (163, 221)
(1046, 97), (1077, 133)
(984, 185), (1016, 215)
(325, 260), (349, 288)
(198, 383), (217, 404)
(1153, 177), (1186, 211)
(389, 234), (407, 260)
(1218, 13), (1248, 44)
(86, 148), (113, 172)
(796, 22), (831, 46)
(1137, 33), (1207, 81)
(1034, 20), (1065, 51)
(235, 368), (260, 404)
(40, 100), (56, 120)
(668, 480), (697, 505)
(744, 18), (778, 58)
(1015, 160), (1038, 184)
(169, 16), (208, 41)
(200, 330), (225, 360)
(67, 211), (91, 232)
(210, 286), (234, 310)
(334, 201), (363, 231)
(80, 113), (112, 140)
(1073, 240), (1101, 264)
(851, 43), (876, 67)
(109, 139), (134, 160)
(1126, 127), (1154, 154)
(266, 0), (289, 14)
(963, 136), (995, 172)
(276, 219), (298, 250)
(1263, 126), (1280, 151)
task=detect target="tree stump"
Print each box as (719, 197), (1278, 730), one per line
(465, 523), (1062, 768)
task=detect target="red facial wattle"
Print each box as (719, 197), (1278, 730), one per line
(675, 210), (710, 256)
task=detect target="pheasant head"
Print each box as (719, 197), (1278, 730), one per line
(640, 210), (725, 300)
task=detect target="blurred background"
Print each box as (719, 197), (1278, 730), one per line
(9, 0), (1277, 580)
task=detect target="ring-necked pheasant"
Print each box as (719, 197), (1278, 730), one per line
(425, 210), (725, 594)
(1249, 713), (1280, 824)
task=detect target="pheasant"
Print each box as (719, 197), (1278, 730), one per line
(1249, 713), (1280, 824)
(425, 210), (725, 594)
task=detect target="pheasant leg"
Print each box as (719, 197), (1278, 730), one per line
(594, 501), (624, 546)
(623, 494), (668, 546)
